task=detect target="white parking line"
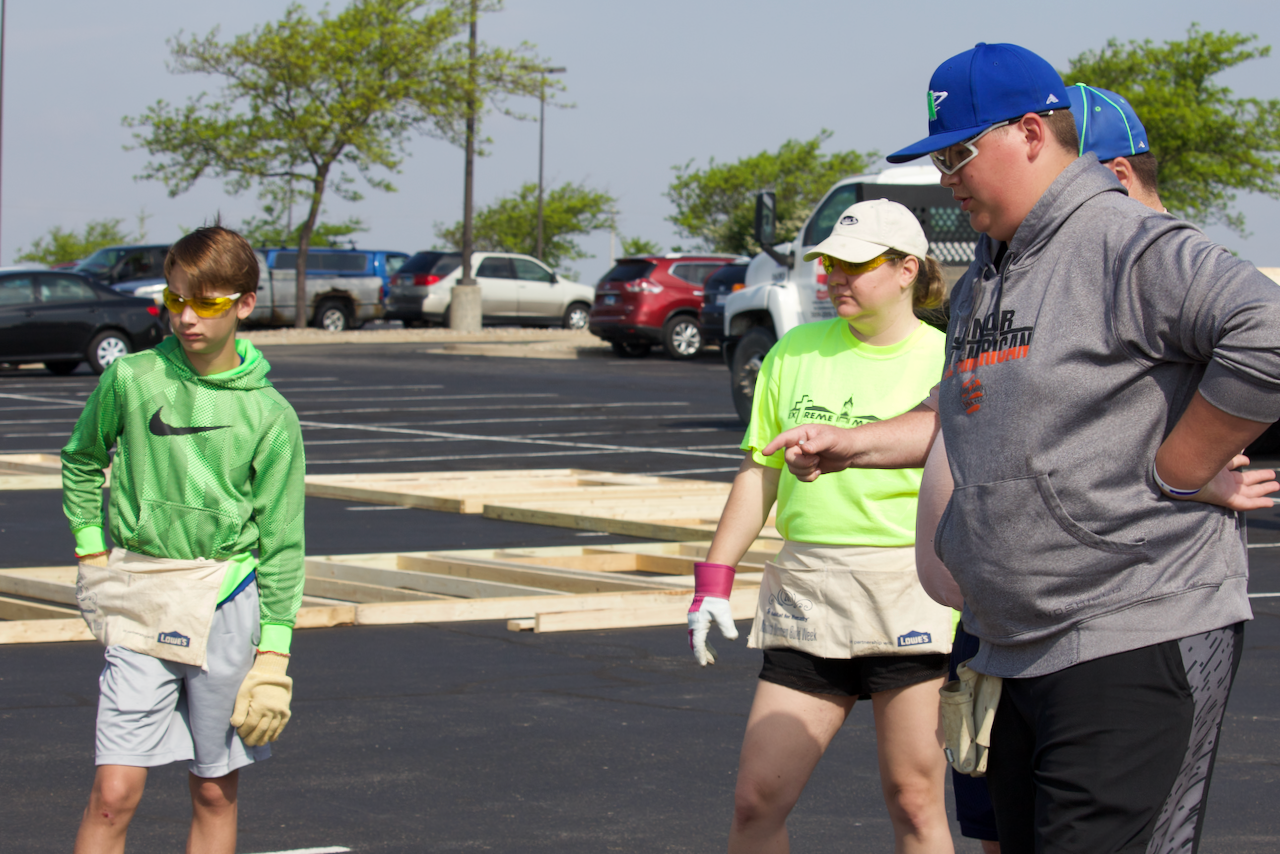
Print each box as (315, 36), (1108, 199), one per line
(0, 418), (77, 425)
(0, 392), (85, 406)
(242, 847), (351, 854)
(297, 419), (742, 461)
(293, 401), (690, 417)
(278, 383), (443, 393)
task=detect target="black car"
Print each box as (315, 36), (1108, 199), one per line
(699, 260), (748, 353)
(0, 270), (166, 374)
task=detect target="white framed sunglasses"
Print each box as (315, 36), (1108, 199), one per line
(928, 119), (1018, 175)
(928, 111), (1060, 175)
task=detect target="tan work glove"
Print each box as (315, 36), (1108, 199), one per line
(77, 551), (109, 567)
(230, 652), (292, 746)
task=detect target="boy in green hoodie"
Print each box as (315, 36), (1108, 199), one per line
(63, 226), (305, 854)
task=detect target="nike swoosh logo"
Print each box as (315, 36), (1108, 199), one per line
(149, 408), (230, 437)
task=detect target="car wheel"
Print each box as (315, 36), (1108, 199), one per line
(663, 315), (702, 360)
(611, 340), (650, 358)
(87, 331), (131, 375)
(730, 327), (777, 424)
(45, 360), (81, 376)
(314, 299), (351, 331)
(562, 302), (591, 330)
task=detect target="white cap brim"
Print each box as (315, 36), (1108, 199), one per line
(803, 234), (899, 264)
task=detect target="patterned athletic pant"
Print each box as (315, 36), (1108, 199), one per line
(985, 623), (1243, 854)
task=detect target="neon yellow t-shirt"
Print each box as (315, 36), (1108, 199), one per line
(742, 318), (945, 547)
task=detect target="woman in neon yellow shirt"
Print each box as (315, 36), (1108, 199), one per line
(687, 200), (955, 853)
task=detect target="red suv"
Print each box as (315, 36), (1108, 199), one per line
(589, 253), (740, 359)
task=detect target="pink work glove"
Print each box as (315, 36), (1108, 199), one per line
(687, 562), (738, 666)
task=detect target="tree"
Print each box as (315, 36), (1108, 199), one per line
(238, 210), (368, 250)
(16, 218), (135, 265)
(1064, 24), (1280, 235)
(125, 0), (533, 327)
(665, 132), (877, 255)
(435, 182), (615, 270)
(620, 236), (661, 256)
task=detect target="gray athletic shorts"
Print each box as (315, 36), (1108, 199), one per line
(95, 581), (270, 778)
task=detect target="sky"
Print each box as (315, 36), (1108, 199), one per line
(3, 0), (1279, 283)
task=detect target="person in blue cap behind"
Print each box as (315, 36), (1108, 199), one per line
(1067, 83), (1164, 212)
(760, 41), (1280, 854)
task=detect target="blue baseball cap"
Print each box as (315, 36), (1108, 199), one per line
(888, 43), (1071, 163)
(1066, 83), (1150, 161)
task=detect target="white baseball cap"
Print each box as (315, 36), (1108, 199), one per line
(802, 199), (929, 264)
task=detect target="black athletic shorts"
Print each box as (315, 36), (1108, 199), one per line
(759, 647), (948, 700)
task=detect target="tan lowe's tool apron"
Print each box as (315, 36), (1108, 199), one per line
(76, 548), (231, 668)
(748, 541), (953, 658)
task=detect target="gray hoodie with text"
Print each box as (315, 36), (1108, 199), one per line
(937, 154), (1280, 678)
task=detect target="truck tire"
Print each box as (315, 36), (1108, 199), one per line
(662, 315), (702, 360)
(314, 299), (351, 331)
(730, 327), (776, 424)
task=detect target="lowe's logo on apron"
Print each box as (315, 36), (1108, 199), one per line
(898, 630), (933, 648)
(158, 631), (192, 648)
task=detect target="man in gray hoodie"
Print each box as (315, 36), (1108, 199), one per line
(761, 43), (1280, 853)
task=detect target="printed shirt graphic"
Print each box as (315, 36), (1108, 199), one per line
(62, 336), (306, 653)
(742, 318), (945, 546)
(941, 265), (1036, 416)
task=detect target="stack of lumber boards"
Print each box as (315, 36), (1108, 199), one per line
(0, 540), (779, 644)
(306, 469), (778, 540)
(0, 453), (70, 490)
(0, 459), (772, 541)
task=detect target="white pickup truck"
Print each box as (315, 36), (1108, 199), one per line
(722, 164), (979, 422)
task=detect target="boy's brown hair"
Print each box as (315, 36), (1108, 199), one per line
(164, 226), (260, 297)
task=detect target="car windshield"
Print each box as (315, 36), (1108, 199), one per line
(600, 260), (656, 283)
(399, 251), (461, 276)
(704, 264), (747, 291)
(74, 248), (129, 272)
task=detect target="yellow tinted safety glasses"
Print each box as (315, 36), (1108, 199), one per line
(820, 253), (894, 277)
(162, 287), (244, 318)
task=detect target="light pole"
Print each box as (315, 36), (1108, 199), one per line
(535, 66), (565, 262)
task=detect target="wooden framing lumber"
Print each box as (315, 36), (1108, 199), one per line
(532, 586), (758, 633)
(481, 504), (719, 541)
(0, 617), (93, 644)
(0, 538), (780, 641)
(0, 568), (79, 606)
(305, 558), (561, 599)
(303, 575), (452, 603)
(0, 474), (63, 490)
(0, 605), (355, 644)
(0, 594), (78, 621)
(354, 586), (758, 626)
(0, 453), (63, 475)
(394, 552), (681, 592)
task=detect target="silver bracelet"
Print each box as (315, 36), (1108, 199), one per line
(1152, 459), (1201, 498)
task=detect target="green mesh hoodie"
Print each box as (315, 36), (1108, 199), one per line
(62, 337), (305, 654)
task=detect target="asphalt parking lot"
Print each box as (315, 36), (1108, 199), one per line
(2, 338), (1279, 852)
